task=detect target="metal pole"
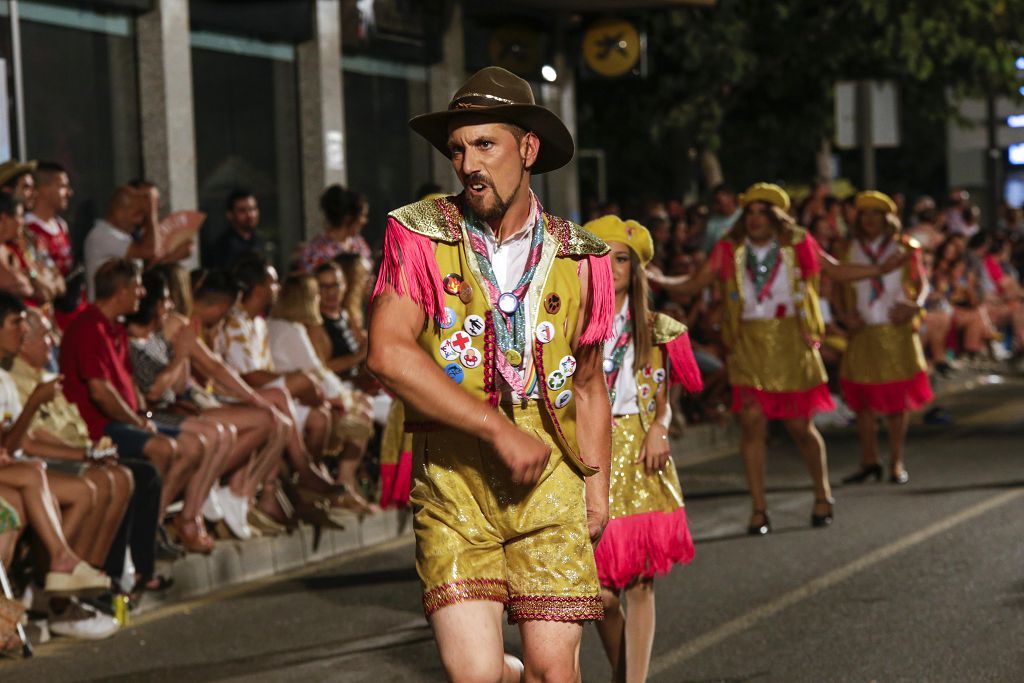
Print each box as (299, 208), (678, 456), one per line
(985, 91), (999, 230)
(9, 0), (27, 160)
(857, 80), (875, 189)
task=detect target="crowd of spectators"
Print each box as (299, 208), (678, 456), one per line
(0, 156), (381, 648)
(585, 184), (1024, 433)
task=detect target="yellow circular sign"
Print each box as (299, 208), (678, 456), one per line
(583, 18), (641, 78)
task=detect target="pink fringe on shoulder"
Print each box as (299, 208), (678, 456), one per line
(665, 332), (704, 394)
(378, 451), (413, 509)
(371, 217), (444, 323)
(795, 233), (822, 276)
(840, 372), (933, 415)
(594, 507), (694, 590)
(579, 253), (615, 345)
(712, 240), (735, 281)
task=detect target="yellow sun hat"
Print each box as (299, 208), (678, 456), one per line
(854, 190), (897, 215)
(739, 182), (791, 212)
(584, 215), (654, 267)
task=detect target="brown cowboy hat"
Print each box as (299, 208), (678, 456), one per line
(0, 159), (37, 188)
(409, 66), (574, 175)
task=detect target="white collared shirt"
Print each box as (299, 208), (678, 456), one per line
(741, 240), (795, 320)
(478, 198), (543, 399)
(850, 236), (908, 325)
(604, 298), (639, 415)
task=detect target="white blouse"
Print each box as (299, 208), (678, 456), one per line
(604, 298), (639, 416)
(267, 319), (344, 400)
(741, 241), (796, 321)
(848, 237), (909, 326)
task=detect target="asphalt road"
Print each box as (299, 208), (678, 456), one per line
(6, 374), (1024, 682)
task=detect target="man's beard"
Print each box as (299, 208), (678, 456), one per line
(464, 172), (522, 222)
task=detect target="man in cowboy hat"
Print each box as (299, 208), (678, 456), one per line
(368, 66), (614, 681)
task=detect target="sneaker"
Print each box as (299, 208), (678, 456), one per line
(202, 486), (225, 523)
(48, 599), (119, 640)
(219, 489), (253, 540)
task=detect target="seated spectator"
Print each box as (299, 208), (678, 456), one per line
(9, 309), (133, 574)
(25, 161), (82, 326)
(128, 180), (195, 266)
(0, 301), (125, 639)
(0, 293), (119, 639)
(207, 189), (264, 270)
(310, 261), (365, 381)
(1, 164), (66, 310)
(974, 234), (1024, 355)
(61, 258), (205, 586)
(83, 187), (156, 301)
(268, 274), (375, 513)
(334, 253), (371, 338)
(933, 238), (989, 356)
(213, 255), (343, 510)
(0, 193), (35, 301)
(0, 455), (110, 598)
(299, 185), (371, 273)
(0, 192), (63, 308)
(126, 269), (287, 541)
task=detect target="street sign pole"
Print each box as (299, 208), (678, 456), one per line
(857, 80), (876, 189)
(985, 91), (999, 230)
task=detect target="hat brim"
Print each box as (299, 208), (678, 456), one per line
(409, 105), (574, 175)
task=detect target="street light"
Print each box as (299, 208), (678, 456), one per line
(541, 64), (558, 82)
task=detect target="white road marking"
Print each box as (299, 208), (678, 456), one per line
(649, 488), (1024, 677)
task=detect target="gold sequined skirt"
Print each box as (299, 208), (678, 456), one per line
(607, 415), (683, 520)
(728, 317), (827, 392)
(840, 323), (927, 384)
(410, 401), (601, 623)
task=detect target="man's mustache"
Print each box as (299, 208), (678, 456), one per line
(465, 173), (493, 189)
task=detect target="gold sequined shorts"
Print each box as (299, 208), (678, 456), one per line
(409, 401), (602, 624)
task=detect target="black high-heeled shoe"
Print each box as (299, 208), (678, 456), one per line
(747, 510), (771, 536)
(841, 463), (882, 484)
(890, 469), (909, 485)
(811, 498), (835, 528)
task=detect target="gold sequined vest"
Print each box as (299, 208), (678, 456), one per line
(719, 226), (825, 350)
(389, 196), (608, 475)
(630, 313), (688, 431)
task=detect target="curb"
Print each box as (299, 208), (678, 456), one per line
(142, 508), (413, 611)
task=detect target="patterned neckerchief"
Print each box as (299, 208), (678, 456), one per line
(859, 235), (892, 303)
(464, 200), (546, 396)
(604, 308), (632, 404)
(745, 238), (782, 303)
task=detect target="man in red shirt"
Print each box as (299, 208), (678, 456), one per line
(61, 258), (202, 585)
(26, 161), (74, 276)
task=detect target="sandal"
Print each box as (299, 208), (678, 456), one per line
(170, 516), (215, 554)
(44, 562), (111, 597)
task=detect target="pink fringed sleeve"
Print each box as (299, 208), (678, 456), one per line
(711, 240), (735, 281)
(371, 217), (444, 323)
(578, 253), (615, 345)
(665, 332), (703, 393)
(795, 233), (822, 277)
